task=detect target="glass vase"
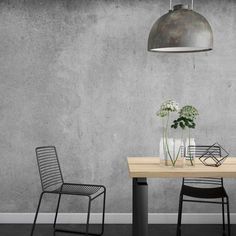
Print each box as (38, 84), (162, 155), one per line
(185, 138), (195, 166)
(159, 138), (184, 167)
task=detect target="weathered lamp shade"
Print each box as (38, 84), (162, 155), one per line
(148, 4), (213, 53)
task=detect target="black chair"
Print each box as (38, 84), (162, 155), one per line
(31, 146), (106, 236)
(177, 146), (230, 236)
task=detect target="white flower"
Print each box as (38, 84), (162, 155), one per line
(156, 110), (168, 117)
(179, 105), (199, 120)
(156, 100), (179, 117)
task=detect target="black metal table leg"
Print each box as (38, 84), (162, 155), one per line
(132, 178), (148, 236)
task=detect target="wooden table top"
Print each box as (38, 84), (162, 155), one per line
(127, 157), (236, 178)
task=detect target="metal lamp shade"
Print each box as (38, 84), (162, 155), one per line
(148, 5), (213, 53)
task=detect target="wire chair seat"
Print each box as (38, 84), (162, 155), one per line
(181, 185), (227, 199)
(50, 183), (104, 197)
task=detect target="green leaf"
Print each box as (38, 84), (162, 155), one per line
(180, 122), (185, 129)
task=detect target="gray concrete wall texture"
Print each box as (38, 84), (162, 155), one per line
(0, 0), (236, 213)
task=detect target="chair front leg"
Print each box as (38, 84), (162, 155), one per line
(222, 197), (226, 233)
(226, 197), (231, 236)
(30, 192), (45, 236)
(86, 197), (92, 236)
(100, 190), (106, 235)
(54, 193), (62, 229)
(87, 189), (106, 236)
(176, 194), (183, 236)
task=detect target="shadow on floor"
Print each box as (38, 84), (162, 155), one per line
(0, 224), (235, 236)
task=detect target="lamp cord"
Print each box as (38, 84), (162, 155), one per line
(169, 0), (194, 10)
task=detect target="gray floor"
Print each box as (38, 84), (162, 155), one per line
(0, 224), (235, 236)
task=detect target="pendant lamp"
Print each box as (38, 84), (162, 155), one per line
(148, 0), (213, 53)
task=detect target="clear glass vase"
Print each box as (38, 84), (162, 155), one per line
(185, 138), (195, 166)
(160, 138), (184, 167)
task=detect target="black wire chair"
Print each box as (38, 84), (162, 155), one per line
(31, 146), (106, 236)
(177, 146), (230, 236)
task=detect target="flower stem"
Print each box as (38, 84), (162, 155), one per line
(162, 118), (166, 165)
(164, 112), (174, 166)
(173, 129), (184, 165)
(188, 128), (194, 166)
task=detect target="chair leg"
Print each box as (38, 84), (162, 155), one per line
(53, 193), (62, 229)
(53, 193), (105, 236)
(100, 191), (106, 235)
(226, 197), (231, 236)
(176, 194), (183, 236)
(86, 197), (92, 236)
(30, 192), (45, 236)
(222, 197), (226, 234)
(89, 190), (106, 236)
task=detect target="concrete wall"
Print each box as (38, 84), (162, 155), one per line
(0, 0), (236, 214)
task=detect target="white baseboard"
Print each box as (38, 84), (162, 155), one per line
(0, 213), (235, 224)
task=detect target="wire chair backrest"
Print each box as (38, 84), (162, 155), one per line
(35, 146), (64, 191)
(188, 145), (221, 158)
(184, 145), (223, 187)
(183, 177), (223, 187)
